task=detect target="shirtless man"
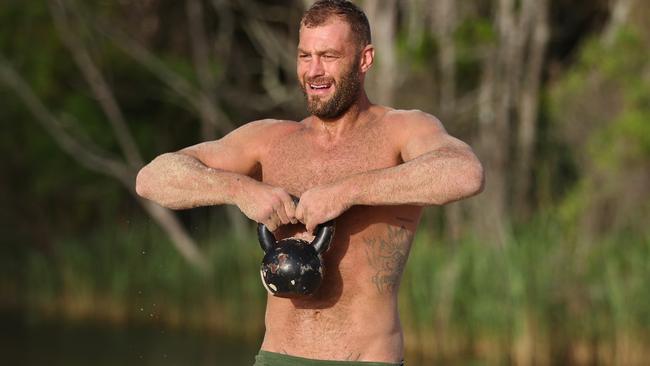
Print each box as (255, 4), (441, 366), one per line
(136, 1), (483, 365)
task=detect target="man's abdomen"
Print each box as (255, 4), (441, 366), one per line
(261, 294), (404, 362)
(260, 208), (419, 362)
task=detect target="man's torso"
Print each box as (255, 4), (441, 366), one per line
(255, 107), (422, 362)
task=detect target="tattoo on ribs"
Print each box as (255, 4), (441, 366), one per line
(364, 226), (413, 294)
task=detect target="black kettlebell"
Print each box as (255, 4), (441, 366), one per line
(257, 205), (335, 298)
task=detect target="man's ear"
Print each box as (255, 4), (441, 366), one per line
(359, 45), (375, 73)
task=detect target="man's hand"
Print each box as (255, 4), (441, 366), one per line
(295, 182), (353, 233)
(235, 180), (297, 231)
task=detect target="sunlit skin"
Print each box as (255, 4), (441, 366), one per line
(297, 19), (370, 121)
(294, 19), (377, 229)
(135, 16), (484, 364)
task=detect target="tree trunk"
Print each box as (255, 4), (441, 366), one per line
(186, 0), (219, 141)
(187, 0), (249, 238)
(431, 0), (463, 241)
(363, 0), (398, 106)
(404, 0), (426, 50)
(514, 0), (549, 217)
(302, 0), (316, 9)
(603, 0), (635, 46)
(473, 48), (508, 245)
(470, 0), (548, 243)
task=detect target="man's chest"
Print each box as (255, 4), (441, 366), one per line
(259, 130), (401, 195)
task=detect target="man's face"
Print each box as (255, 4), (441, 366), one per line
(297, 19), (362, 119)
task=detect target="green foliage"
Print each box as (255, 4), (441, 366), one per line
(454, 18), (496, 50)
(396, 31), (436, 72)
(401, 219), (650, 361)
(7, 217), (650, 360)
(550, 25), (650, 236)
(13, 220), (266, 335)
(0, 0), (214, 246)
(2, 0), (650, 362)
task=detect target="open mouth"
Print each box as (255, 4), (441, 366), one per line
(307, 82), (333, 94)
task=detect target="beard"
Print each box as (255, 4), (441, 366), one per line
(301, 59), (362, 119)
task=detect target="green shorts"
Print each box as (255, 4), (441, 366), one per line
(254, 350), (404, 366)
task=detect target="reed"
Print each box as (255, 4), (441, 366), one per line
(6, 216), (650, 364)
(401, 217), (650, 364)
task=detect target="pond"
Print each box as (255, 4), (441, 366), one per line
(1, 311), (261, 366)
(2, 310), (500, 365)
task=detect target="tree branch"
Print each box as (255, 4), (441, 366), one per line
(514, 0), (550, 216)
(0, 55), (132, 185)
(186, 0), (219, 140)
(0, 52), (209, 273)
(236, 0), (302, 106)
(49, 0), (143, 168)
(77, 3), (236, 135)
(209, 0), (235, 88)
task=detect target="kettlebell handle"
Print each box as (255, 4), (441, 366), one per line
(256, 196), (335, 254)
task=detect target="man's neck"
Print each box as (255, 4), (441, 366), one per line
(310, 93), (374, 141)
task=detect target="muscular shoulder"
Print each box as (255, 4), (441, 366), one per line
(215, 118), (299, 148)
(383, 109), (445, 130)
(230, 118), (302, 140)
(381, 109), (447, 144)
(178, 118), (302, 173)
(375, 108), (466, 162)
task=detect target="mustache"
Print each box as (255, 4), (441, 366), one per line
(305, 77), (334, 84)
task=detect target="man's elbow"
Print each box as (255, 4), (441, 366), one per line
(135, 166), (153, 200)
(135, 153), (174, 201)
(135, 167), (179, 209)
(432, 158), (484, 206)
(463, 158), (485, 198)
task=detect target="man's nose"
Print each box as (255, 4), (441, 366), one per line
(307, 57), (325, 78)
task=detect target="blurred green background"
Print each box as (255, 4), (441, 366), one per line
(1, 0), (649, 365)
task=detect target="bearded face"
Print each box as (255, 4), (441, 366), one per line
(300, 55), (362, 120)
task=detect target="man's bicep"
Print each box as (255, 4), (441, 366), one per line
(179, 121), (267, 176)
(399, 113), (470, 162)
(179, 141), (258, 176)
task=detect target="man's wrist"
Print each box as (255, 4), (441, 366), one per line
(339, 174), (363, 207)
(224, 173), (253, 206)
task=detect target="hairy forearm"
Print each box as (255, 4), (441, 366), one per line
(343, 148), (484, 206)
(135, 152), (250, 209)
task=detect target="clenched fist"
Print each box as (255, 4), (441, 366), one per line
(235, 180), (297, 231)
(295, 182), (352, 233)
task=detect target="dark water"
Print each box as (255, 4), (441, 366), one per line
(0, 311), (261, 366)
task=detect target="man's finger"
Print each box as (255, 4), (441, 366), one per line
(275, 201), (290, 225)
(303, 211), (311, 232)
(306, 214), (319, 233)
(265, 211), (280, 231)
(281, 194), (297, 224)
(295, 202), (304, 223)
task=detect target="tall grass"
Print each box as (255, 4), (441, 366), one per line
(17, 219), (267, 338)
(5, 216), (650, 364)
(401, 217), (650, 364)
